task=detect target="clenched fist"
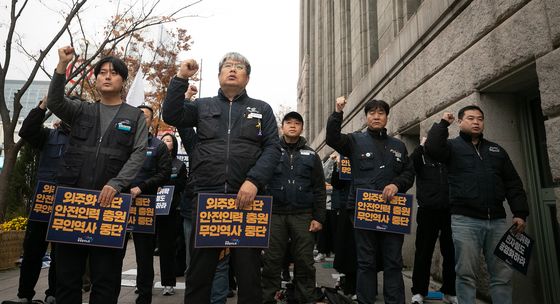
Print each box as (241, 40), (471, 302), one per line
(335, 96), (347, 113)
(442, 112), (455, 124)
(177, 59), (199, 79)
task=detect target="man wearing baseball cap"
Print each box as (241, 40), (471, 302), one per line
(261, 111), (326, 303)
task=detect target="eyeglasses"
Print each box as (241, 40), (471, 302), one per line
(222, 62), (246, 71)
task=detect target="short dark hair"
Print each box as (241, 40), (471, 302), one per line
(364, 99), (389, 115)
(282, 111), (304, 125)
(94, 56), (128, 81)
(218, 52), (251, 75)
(458, 105), (484, 119)
(137, 105), (154, 118)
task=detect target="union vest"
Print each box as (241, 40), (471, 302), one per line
(37, 129), (69, 182)
(349, 132), (408, 201)
(56, 103), (141, 190)
(267, 146), (316, 209)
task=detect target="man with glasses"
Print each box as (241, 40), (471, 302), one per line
(162, 52), (281, 304)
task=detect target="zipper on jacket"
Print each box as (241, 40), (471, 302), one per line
(224, 102), (233, 193)
(473, 143), (482, 160)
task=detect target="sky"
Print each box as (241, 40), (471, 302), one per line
(0, 0), (300, 114)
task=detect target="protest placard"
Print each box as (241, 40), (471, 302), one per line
(127, 195), (156, 233)
(354, 188), (414, 234)
(195, 193), (272, 248)
(46, 186), (131, 248)
(28, 181), (57, 222)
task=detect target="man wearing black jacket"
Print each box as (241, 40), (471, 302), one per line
(3, 97), (68, 304)
(128, 105), (171, 304)
(424, 105), (529, 304)
(326, 96), (415, 304)
(261, 111), (326, 303)
(410, 137), (456, 304)
(162, 52), (281, 304)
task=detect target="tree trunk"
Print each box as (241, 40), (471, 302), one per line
(0, 142), (22, 222)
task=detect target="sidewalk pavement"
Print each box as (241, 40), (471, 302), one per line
(0, 243), (488, 303)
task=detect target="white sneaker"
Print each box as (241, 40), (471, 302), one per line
(314, 253), (326, 263)
(162, 286), (175, 296)
(443, 294), (458, 304)
(411, 293), (424, 304)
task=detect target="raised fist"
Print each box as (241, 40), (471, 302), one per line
(335, 96), (347, 113)
(442, 112), (455, 124)
(177, 59), (199, 79)
(58, 46), (75, 66)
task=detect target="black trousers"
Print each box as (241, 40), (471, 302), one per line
(411, 207), (456, 296)
(131, 232), (155, 304)
(316, 209), (338, 254)
(55, 243), (124, 304)
(184, 226), (262, 304)
(17, 220), (56, 300)
(155, 211), (177, 286)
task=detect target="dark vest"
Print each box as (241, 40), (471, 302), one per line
(56, 103), (141, 190)
(132, 135), (163, 189)
(37, 129), (69, 182)
(349, 132), (407, 201)
(267, 147), (316, 209)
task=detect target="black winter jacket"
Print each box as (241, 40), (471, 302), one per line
(326, 111), (415, 207)
(410, 145), (449, 210)
(266, 137), (326, 223)
(424, 120), (529, 220)
(162, 76), (281, 194)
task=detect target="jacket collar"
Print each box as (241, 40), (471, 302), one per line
(459, 131), (484, 143)
(218, 88), (248, 102)
(281, 136), (307, 150)
(367, 127), (388, 139)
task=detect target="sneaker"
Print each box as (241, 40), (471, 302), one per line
(162, 286), (175, 296)
(411, 293), (424, 304)
(443, 294), (458, 304)
(314, 253), (326, 263)
(44, 296), (56, 304)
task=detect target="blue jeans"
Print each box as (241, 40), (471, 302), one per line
(354, 228), (404, 304)
(451, 215), (513, 304)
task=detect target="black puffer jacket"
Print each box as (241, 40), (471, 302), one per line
(162, 76), (281, 194)
(424, 120), (529, 220)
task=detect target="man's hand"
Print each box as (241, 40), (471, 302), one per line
(335, 96), (347, 113)
(177, 59), (199, 79)
(236, 180), (258, 210)
(185, 84), (198, 101)
(309, 220), (323, 232)
(382, 184), (399, 202)
(56, 46), (75, 74)
(442, 112), (455, 124)
(512, 217), (527, 234)
(99, 185), (117, 207)
(130, 186), (142, 199)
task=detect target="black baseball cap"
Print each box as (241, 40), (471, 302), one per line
(282, 111), (304, 124)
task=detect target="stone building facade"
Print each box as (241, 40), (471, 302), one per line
(298, 0), (560, 302)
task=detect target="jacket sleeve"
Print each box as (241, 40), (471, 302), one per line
(47, 72), (83, 124)
(177, 127), (197, 155)
(325, 111), (353, 157)
(390, 145), (416, 193)
(162, 76), (198, 128)
(245, 104), (281, 190)
(424, 120), (451, 163)
(312, 153), (327, 224)
(173, 162), (188, 196)
(502, 149), (530, 220)
(138, 142), (172, 193)
(18, 106), (50, 149)
(409, 145), (424, 175)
